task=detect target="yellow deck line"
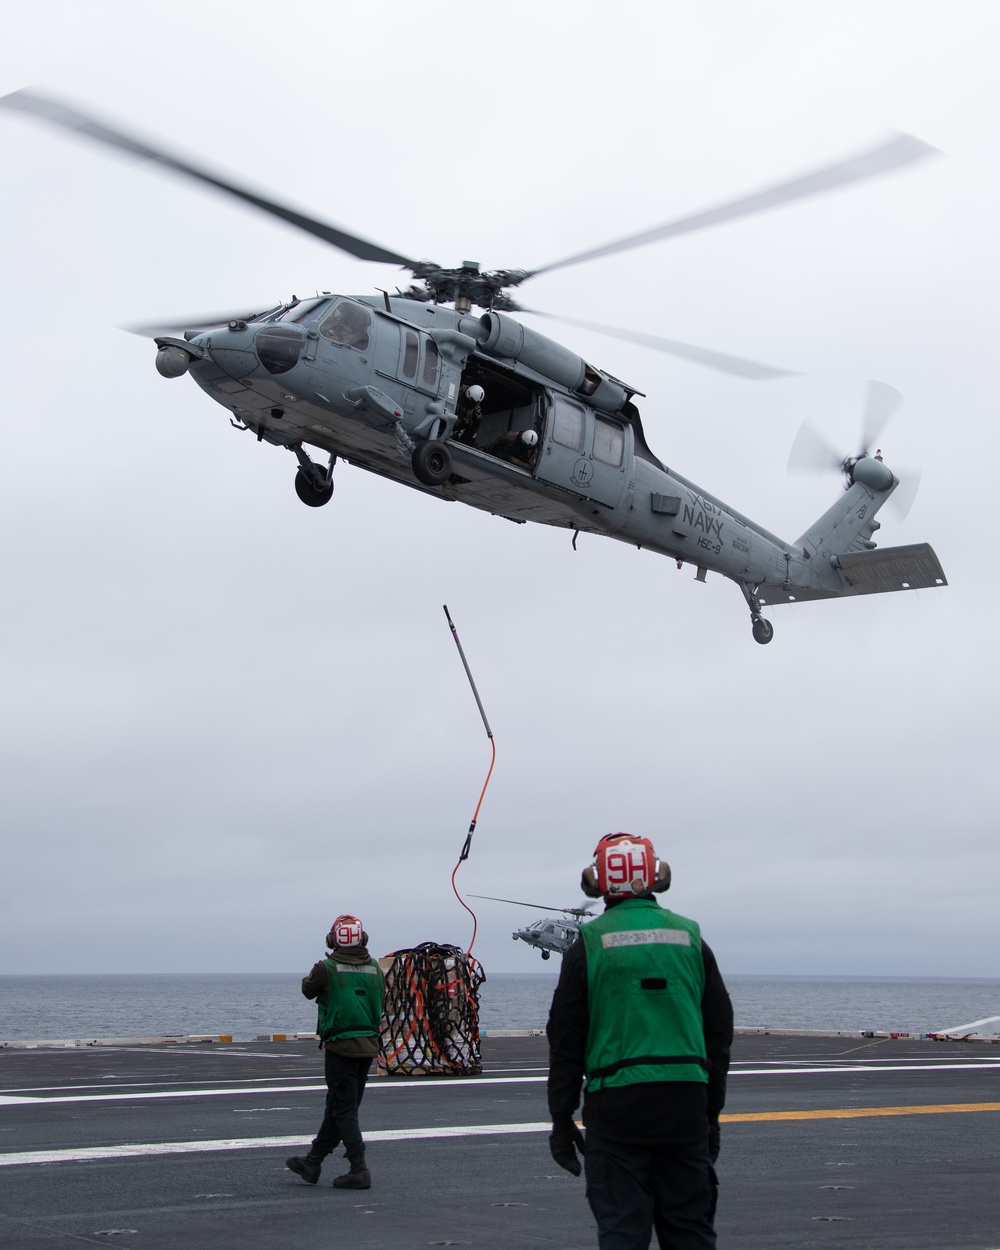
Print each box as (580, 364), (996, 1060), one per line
(723, 1102), (1000, 1122)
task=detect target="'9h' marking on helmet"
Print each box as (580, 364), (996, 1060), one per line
(330, 914), (364, 949)
(582, 833), (672, 899)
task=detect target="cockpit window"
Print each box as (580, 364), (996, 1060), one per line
(279, 297), (331, 326)
(319, 299), (372, 350)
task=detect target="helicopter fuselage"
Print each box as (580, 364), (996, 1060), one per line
(159, 293), (944, 640)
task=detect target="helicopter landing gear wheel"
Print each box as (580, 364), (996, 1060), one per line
(294, 468), (334, 508)
(411, 439), (453, 487)
(541, 949), (551, 960)
(751, 616), (774, 645)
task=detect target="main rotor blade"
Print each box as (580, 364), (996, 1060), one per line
(788, 420), (844, 472)
(860, 380), (904, 454)
(0, 89), (422, 269)
(521, 308), (796, 379)
(121, 306), (277, 337)
(467, 894), (584, 915)
(531, 132), (938, 277)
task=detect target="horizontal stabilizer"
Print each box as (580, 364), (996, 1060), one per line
(835, 544), (947, 595)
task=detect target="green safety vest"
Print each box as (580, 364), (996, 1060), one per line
(316, 957), (385, 1044)
(581, 898), (708, 1092)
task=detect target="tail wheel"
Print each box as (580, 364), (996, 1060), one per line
(411, 439), (453, 487)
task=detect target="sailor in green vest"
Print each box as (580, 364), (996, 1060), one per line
(547, 834), (733, 1249)
(286, 913), (385, 1190)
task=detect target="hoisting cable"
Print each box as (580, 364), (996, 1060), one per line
(443, 604), (496, 955)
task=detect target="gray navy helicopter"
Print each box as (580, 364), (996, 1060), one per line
(468, 895), (596, 960)
(0, 91), (948, 644)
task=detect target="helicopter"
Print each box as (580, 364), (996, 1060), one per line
(0, 91), (948, 644)
(468, 895), (597, 960)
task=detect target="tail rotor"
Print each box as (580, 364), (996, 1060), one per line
(788, 381), (920, 519)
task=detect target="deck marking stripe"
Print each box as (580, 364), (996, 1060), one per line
(729, 1062), (1000, 1076)
(0, 1123), (552, 1166)
(2, 1062), (999, 1105)
(2, 1061), (998, 1106)
(722, 1102), (1000, 1123)
(0, 1075), (546, 1105)
(3, 1104), (1000, 1166)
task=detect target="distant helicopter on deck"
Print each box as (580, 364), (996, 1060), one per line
(469, 895), (597, 960)
(0, 91), (948, 643)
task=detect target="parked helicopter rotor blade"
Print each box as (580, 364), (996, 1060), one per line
(787, 420), (844, 472)
(0, 90), (423, 270)
(121, 307), (278, 337)
(529, 132), (938, 278)
(860, 379), (904, 454)
(467, 894), (591, 916)
(521, 308), (796, 380)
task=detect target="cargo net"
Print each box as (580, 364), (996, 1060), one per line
(379, 942), (486, 1076)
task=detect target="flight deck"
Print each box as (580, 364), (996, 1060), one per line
(1, 1033), (999, 1248)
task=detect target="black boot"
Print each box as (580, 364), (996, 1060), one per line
(286, 1153), (323, 1185)
(332, 1152), (371, 1190)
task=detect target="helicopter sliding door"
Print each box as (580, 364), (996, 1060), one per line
(536, 396), (630, 510)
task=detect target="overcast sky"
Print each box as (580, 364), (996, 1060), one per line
(1, 1), (997, 982)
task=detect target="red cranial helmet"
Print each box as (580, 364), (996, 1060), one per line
(581, 833), (671, 899)
(327, 914), (364, 949)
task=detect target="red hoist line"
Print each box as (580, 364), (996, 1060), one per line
(443, 605), (496, 956)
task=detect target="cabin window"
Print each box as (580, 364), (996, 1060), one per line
(422, 339), (440, 388)
(402, 331), (419, 379)
(551, 399), (585, 451)
(594, 417), (624, 467)
(319, 299), (372, 351)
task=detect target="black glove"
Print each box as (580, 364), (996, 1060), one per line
(708, 1119), (720, 1163)
(549, 1123), (586, 1176)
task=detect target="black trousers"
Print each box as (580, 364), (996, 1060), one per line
(584, 1132), (718, 1250)
(310, 1051), (372, 1163)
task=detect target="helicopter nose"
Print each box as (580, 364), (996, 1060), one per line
(206, 324), (262, 381)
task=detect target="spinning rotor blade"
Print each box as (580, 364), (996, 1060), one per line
(860, 380), (903, 454)
(787, 420), (844, 472)
(522, 308), (796, 380)
(887, 469), (921, 521)
(121, 306), (276, 337)
(531, 132), (938, 277)
(0, 90), (422, 269)
(787, 381), (922, 519)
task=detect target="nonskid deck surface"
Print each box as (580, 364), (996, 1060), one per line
(1, 1034), (999, 1249)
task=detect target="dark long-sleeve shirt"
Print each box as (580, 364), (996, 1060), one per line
(546, 919), (733, 1145)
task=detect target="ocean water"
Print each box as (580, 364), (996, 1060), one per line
(2, 973), (999, 1042)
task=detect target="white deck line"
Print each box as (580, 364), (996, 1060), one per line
(2, 1061), (999, 1107)
(0, 1123), (552, 1167)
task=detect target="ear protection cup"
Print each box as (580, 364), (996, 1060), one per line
(581, 865), (602, 898)
(652, 859), (672, 893)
